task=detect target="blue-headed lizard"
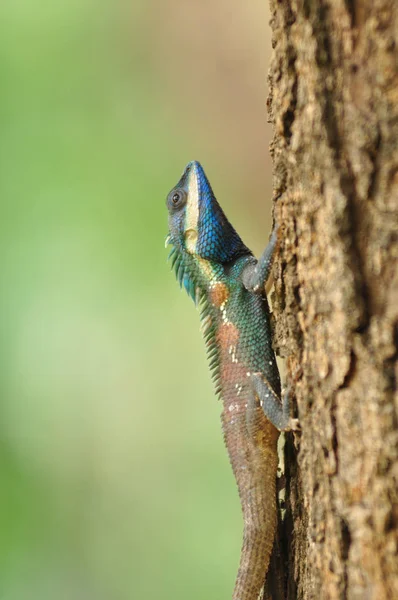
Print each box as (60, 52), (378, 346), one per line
(166, 161), (298, 600)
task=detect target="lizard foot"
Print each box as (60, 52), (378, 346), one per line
(251, 372), (298, 432)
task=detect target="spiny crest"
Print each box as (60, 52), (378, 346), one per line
(167, 243), (198, 302)
(167, 237), (222, 396)
(199, 294), (222, 398)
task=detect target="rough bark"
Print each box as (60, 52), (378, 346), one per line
(267, 1), (398, 599)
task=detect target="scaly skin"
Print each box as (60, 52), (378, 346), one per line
(166, 161), (294, 600)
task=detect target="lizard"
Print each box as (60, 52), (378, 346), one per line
(165, 160), (297, 600)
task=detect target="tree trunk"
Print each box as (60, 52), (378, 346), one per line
(266, 1), (398, 599)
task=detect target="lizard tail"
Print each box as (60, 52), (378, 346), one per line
(232, 453), (278, 600)
(222, 403), (279, 600)
(221, 394), (279, 600)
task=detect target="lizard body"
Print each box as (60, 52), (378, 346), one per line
(166, 161), (295, 600)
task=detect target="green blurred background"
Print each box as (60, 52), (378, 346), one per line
(0, 1), (274, 598)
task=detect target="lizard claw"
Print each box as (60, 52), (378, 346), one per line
(288, 417), (300, 432)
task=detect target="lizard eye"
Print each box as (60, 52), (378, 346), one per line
(167, 188), (187, 210)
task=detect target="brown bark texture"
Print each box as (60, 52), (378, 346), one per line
(267, 1), (398, 599)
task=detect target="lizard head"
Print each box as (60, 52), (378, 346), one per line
(166, 161), (248, 263)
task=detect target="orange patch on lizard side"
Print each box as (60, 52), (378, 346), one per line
(217, 321), (247, 392)
(209, 282), (229, 307)
(216, 321), (239, 349)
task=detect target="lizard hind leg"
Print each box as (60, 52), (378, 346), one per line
(251, 372), (299, 432)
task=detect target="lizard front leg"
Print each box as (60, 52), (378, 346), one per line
(241, 224), (279, 293)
